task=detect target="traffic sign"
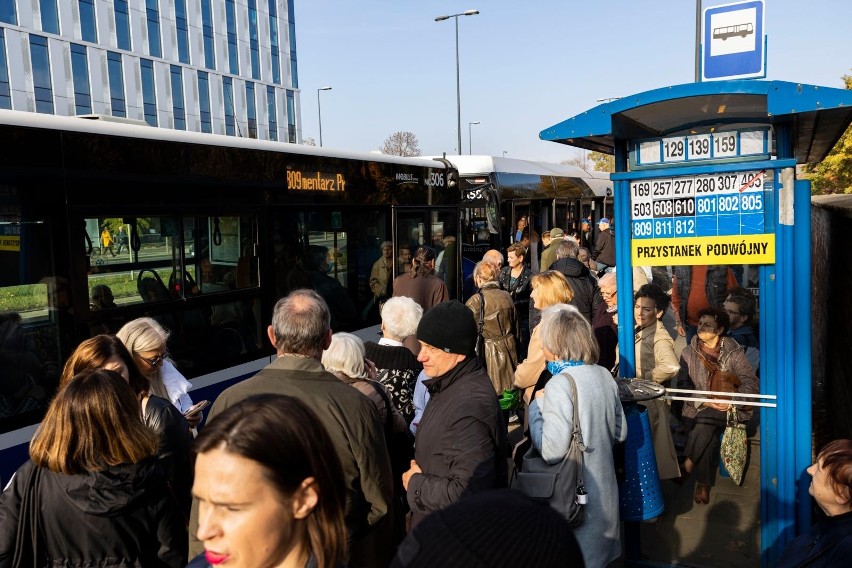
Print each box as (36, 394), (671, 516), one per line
(702, 1), (765, 81)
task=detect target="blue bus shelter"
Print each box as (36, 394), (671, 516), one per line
(540, 80), (852, 566)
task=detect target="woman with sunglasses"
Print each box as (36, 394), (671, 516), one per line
(117, 318), (202, 428)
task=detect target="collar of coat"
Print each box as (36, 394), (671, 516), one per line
(423, 356), (479, 395)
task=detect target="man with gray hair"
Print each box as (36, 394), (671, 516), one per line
(482, 249), (504, 271)
(202, 289), (394, 567)
(551, 239), (600, 323)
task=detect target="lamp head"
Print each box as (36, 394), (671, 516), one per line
(318, 86), (332, 92)
(464, 10), (480, 16)
(435, 15), (449, 21)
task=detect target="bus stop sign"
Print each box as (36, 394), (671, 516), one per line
(702, 0), (765, 81)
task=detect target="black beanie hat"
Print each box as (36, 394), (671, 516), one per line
(391, 488), (586, 568)
(416, 300), (477, 356)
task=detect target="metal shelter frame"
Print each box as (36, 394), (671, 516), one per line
(539, 80), (852, 566)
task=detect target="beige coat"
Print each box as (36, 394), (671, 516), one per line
(514, 325), (545, 404)
(634, 320), (682, 479)
(466, 282), (518, 394)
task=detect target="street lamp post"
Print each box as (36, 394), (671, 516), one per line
(468, 121), (480, 154)
(502, 150), (508, 158)
(317, 86), (332, 147)
(435, 9), (479, 155)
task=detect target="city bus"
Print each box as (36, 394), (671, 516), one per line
(436, 155), (613, 277)
(0, 110), (460, 481)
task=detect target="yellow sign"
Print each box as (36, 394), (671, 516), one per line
(286, 170), (346, 192)
(632, 234), (775, 266)
(0, 235), (20, 251)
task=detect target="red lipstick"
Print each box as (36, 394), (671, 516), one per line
(205, 551), (229, 565)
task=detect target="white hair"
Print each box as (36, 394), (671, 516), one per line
(380, 296), (423, 340)
(322, 332), (368, 380)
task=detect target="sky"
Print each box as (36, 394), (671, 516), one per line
(294, 0), (852, 164)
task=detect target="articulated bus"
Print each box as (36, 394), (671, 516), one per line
(0, 110), (460, 481)
(436, 155), (613, 277)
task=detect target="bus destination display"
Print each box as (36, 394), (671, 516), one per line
(630, 170), (767, 240)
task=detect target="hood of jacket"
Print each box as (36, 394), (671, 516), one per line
(55, 458), (162, 516)
(551, 257), (591, 279)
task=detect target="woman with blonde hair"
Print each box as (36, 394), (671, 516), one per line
(117, 318), (201, 427)
(59, 334), (193, 516)
(0, 369), (186, 566)
(514, 270), (574, 404)
(466, 260), (519, 394)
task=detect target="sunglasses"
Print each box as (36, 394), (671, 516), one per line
(140, 351), (169, 367)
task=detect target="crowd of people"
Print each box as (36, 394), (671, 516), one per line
(1, 217), (846, 568)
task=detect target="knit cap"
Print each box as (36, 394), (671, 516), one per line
(416, 300), (477, 356)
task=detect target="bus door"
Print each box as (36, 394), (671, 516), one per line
(510, 200), (555, 272)
(393, 207), (459, 300)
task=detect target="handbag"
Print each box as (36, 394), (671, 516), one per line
(697, 350), (751, 411)
(511, 372), (586, 527)
(720, 406), (748, 485)
(474, 291), (486, 366)
(12, 465), (43, 568)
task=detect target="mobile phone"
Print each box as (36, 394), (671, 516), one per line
(183, 400), (210, 418)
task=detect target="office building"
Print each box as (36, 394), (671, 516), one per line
(0, 0), (301, 142)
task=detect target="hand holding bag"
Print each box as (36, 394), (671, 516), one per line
(511, 372), (587, 527)
(720, 406), (748, 485)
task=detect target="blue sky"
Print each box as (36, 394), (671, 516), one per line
(295, 0), (852, 163)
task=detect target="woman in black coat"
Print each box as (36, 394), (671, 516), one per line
(0, 370), (186, 566)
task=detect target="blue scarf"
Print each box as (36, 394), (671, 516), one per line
(546, 359), (585, 375)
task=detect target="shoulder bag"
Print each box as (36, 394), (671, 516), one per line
(12, 465), (44, 568)
(720, 406), (748, 485)
(511, 372), (587, 527)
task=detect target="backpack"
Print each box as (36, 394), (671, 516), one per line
(511, 372), (587, 527)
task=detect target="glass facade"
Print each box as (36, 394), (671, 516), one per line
(198, 71), (211, 133)
(268, 0), (279, 84)
(146, 0), (162, 58)
(29, 35), (53, 114)
(266, 85), (277, 141)
(0, 0), (298, 139)
(286, 89), (295, 143)
(115, 0), (131, 50)
(79, 0), (97, 43)
(200, 0), (215, 70)
(246, 81), (256, 138)
(223, 76), (235, 135)
(107, 51), (125, 117)
(40, 0), (59, 35)
(175, 0), (189, 64)
(0, 28), (10, 109)
(248, 0), (259, 80)
(170, 65), (185, 130)
(287, 0), (298, 88)
(140, 58), (157, 126)
(0, 0), (16, 25)
(225, 0), (238, 75)
(70, 44), (91, 114)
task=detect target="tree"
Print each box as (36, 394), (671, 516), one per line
(805, 71), (852, 195)
(302, 136), (317, 146)
(588, 151), (615, 173)
(561, 150), (614, 172)
(381, 131), (421, 157)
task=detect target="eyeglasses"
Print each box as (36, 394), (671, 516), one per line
(601, 290), (617, 298)
(725, 309), (741, 316)
(140, 351), (169, 367)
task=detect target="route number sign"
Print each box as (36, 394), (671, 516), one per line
(633, 129), (770, 167)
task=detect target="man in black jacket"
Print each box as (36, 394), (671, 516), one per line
(402, 300), (508, 527)
(592, 217), (616, 272)
(551, 239), (601, 323)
